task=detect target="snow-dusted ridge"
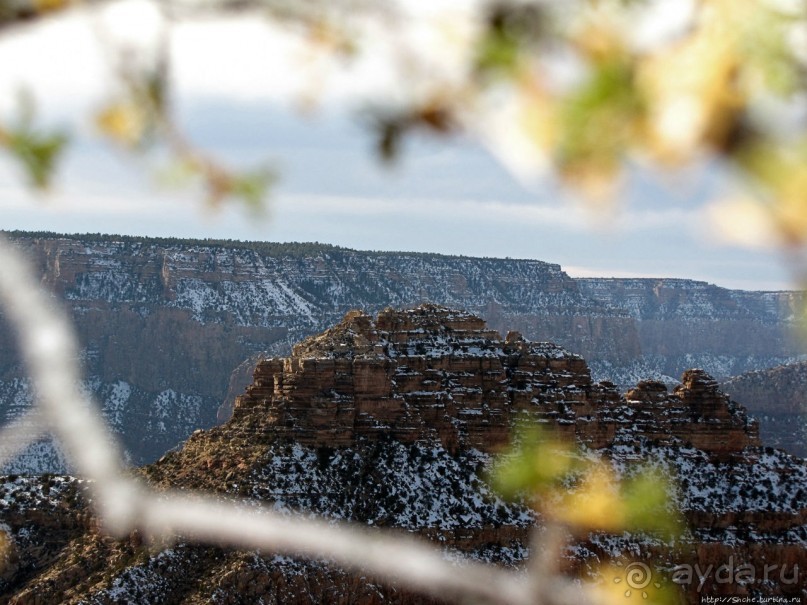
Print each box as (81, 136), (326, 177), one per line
(2, 231), (805, 471)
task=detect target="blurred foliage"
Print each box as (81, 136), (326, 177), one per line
(491, 423), (580, 498)
(0, 527), (11, 576)
(370, 104), (455, 162)
(96, 101), (150, 148)
(492, 422), (685, 603)
(492, 423), (683, 538)
(2, 0), (807, 248)
(156, 157), (277, 208)
(474, 2), (547, 78)
(94, 47), (274, 207)
(737, 141), (807, 246)
(592, 562), (679, 605)
(370, 0), (807, 258)
(95, 52), (168, 150)
(0, 93), (68, 189)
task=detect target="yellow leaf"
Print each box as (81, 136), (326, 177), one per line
(519, 80), (556, 154)
(773, 184), (807, 246)
(549, 464), (625, 531)
(702, 196), (779, 249)
(560, 159), (623, 207)
(572, 19), (625, 64)
(32, 0), (69, 14)
(95, 102), (147, 146)
(588, 562), (675, 605)
(739, 142), (807, 246)
(0, 529), (11, 574)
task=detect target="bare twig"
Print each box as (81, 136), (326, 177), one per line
(139, 492), (533, 605)
(0, 234), (593, 605)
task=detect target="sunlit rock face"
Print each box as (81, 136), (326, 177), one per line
(233, 306), (760, 459)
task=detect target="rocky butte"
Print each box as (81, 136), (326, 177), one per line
(231, 306), (760, 460)
(0, 306), (805, 604)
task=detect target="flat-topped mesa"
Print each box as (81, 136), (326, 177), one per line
(232, 305), (760, 457)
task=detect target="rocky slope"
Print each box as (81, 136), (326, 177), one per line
(1, 232), (804, 472)
(720, 362), (807, 457)
(576, 278), (806, 387)
(1, 306), (804, 604)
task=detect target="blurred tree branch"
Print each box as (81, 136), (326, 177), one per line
(1, 0), (807, 260)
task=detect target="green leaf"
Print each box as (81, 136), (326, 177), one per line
(231, 167), (277, 210)
(5, 127), (69, 190)
(557, 57), (641, 169)
(620, 467), (685, 540)
(489, 421), (581, 500)
(474, 2), (547, 77)
(736, 5), (803, 97)
(1, 92), (69, 189)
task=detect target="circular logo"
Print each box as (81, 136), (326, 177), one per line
(624, 562), (652, 590)
(613, 562), (662, 599)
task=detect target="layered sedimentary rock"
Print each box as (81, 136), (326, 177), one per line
(0, 234), (620, 471)
(1, 232), (804, 471)
(3, 306), (800, 604)
(232, 306), (759, 459)
(576, 277), (806, 386)
(721, 362), (807, 457)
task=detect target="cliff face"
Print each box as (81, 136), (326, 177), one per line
(1, 307), (802, 605)
(231, 306), (759, 459)
(576, 278), (806, 386)
(720, 362), (807, 457)
(0, 233), (803, 472)
(0, 234), (615, 472)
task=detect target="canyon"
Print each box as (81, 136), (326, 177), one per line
(0, 232), (804, 472)
(1, 305), (804, 603)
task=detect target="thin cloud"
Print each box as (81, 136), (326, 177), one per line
(279, 193), (701, 234)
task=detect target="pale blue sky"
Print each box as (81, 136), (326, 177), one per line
(0, 7), (793, 291)
(1, 101), (791, 291)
